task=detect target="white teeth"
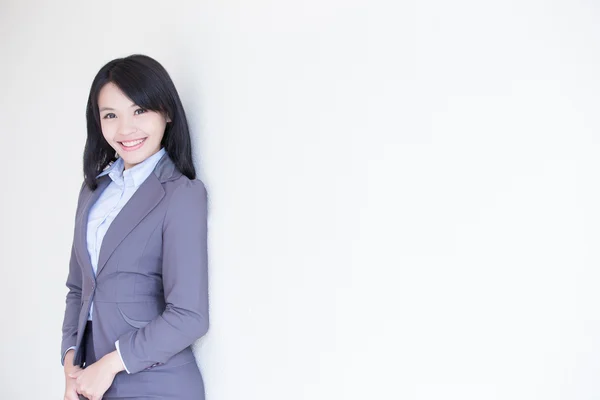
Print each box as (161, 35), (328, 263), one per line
(121, 138), (144, 147)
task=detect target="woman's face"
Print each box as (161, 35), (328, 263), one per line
(98, 82), (170, 170)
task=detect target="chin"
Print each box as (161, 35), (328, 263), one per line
(121, 153), (145, 164)
(121, 147), (160, 166)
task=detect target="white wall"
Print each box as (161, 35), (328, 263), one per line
(1, 0), (600, 398)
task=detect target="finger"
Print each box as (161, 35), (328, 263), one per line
(64, 391), (78, 400)
(78, 391), (90, 400)
(66, 387), (79, 400)
(69, 370), (83, 378)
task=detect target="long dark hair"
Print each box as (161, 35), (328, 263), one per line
(83, 54), (196, 190)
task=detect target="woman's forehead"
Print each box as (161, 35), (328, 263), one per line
(98, 83), (135, 108)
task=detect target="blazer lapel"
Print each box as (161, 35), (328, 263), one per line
(75, 151), (182, 280)
(95, 173), (165, 276)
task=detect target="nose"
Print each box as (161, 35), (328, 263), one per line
(117, 116), (138, 137)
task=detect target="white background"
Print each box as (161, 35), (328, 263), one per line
(1, 0), (600, 399)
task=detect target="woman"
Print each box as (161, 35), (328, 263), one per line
(60, 54), (209, 400)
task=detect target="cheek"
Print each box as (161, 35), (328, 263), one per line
(100, 121), (118, 141)
(140, 116), (167, 137)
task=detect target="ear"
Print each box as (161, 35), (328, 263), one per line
(166, 114), (172, 123)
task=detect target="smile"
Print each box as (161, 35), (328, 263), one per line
(119, 138), (147, 151)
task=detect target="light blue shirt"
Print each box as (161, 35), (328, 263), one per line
(63, 147), (166, 372)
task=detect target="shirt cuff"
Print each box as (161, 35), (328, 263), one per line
(62, 346), (76, 366)
(114, 340), (131, 374)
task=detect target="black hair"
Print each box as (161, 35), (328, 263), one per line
(83, 54), (196, 190)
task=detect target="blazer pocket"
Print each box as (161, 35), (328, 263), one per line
(117, 303), (153, 329)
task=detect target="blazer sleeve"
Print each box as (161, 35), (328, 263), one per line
(60, 180), (86, 366)
(116, 178), (210, 374)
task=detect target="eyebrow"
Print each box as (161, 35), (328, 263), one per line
(99, 104), (138, 112)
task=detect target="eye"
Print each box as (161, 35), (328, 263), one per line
(103, 113), (116, 119)
(134, 108), (147, 115)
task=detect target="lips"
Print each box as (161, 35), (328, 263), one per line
(119, 137), (147, 151)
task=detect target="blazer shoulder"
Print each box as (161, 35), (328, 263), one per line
(167, 175), (207, 195)
(162, 176), (208, 227)
(164, 175), (208, 208)
(75, 179), (88, 209)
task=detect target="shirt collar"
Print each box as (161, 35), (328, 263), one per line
(96, 147), (167, 188)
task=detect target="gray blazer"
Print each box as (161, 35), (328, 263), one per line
(60, 151), (209, 378)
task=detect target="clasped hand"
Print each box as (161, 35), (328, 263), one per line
(69, 358), (117, 400)
(64, 351), (124, 400)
